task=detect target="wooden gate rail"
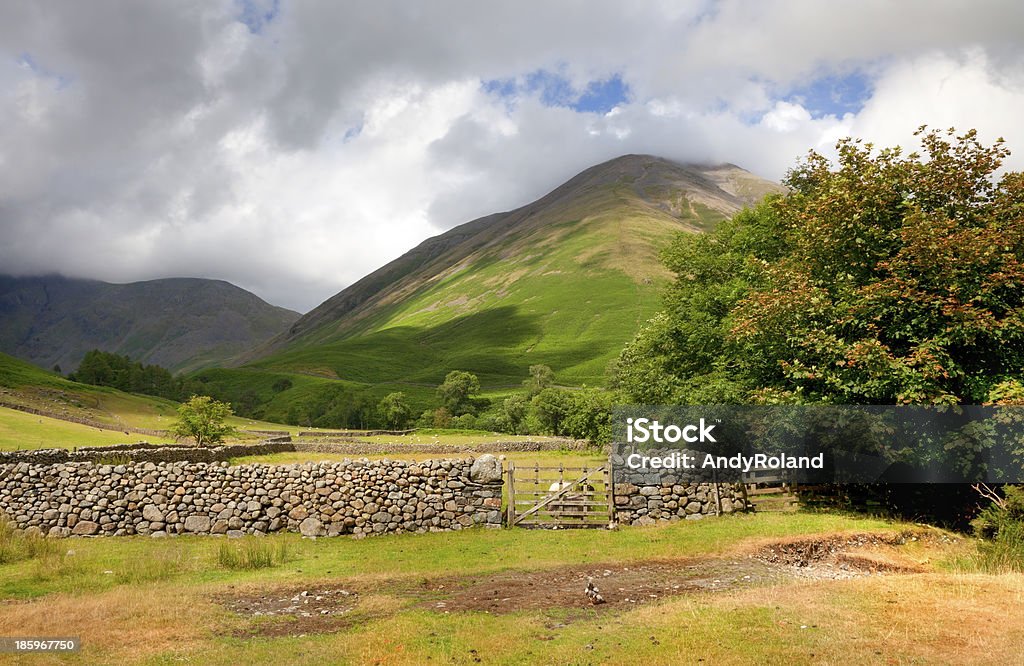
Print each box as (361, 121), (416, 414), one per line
(506, 462), (615, 528)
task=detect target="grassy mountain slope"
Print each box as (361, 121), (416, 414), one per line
(0, 275), (299, 374)
(241, 155), (781, 389)
(0, 351), (183, 432)
(0, 352), (296, 446)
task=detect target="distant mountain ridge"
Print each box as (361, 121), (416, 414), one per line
(0, 275), (299, 374)
(239, 154), (783, 387)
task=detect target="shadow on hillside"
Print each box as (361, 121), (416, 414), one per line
(324, 306), (610, 385)
(243, 305), (616, 387)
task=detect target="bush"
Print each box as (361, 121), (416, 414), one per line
(452, 413), (477, 430)
(498, 394), (530, 434)
(971, 485), (1024, 572)
(430, 407), (453, 428)
(377, 392), (412, 429)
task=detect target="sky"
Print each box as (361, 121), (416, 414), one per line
(1, 1), (1023, 313)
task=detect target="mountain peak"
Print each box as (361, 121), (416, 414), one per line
(240, 155), (782, 384)
(0, 275), (299, 373)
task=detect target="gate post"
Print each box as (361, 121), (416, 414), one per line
(505, 460), (516, 527)
(607, 460), (616, 526)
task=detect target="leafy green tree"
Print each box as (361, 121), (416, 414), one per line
(531, 387), (573, 435)
(431, 406), (453, 428)
(499, 393), (530, 434)
(377, 392), (412, 429)
(523, 364), (554, 397)
(617, 127), (1024, 406)
(171, 395), (237, 446)
(70, 349), (182, 401)
(436, 370), (480, 415)
(562, 389), (615, 444)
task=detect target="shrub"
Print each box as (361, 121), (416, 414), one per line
(971, 484), (1024, 572)
(452, 413), (477, 430)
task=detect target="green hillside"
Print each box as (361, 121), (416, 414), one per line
(0, 352), (291, 441)
(0, 275), (299, 374)
(237, 155), (782, 390)
(0, 351), (181, 431)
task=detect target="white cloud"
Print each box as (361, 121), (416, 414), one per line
(0, 2), (1022, 311)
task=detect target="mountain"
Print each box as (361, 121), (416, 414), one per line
(240, 154), (782, 389)
(0, 275), (300, 374)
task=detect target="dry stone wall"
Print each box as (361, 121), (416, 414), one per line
(0, 455), (504, 538)
(0, 441), (296, 465)
(293, 438), (590, 456)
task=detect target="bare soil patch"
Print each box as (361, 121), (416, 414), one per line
(217, 585), (363, 637)
(420, 558), (782, 614)
(418, 531), (935, 615)
(752, 530), (938, 578)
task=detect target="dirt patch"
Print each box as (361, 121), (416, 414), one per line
(421, 558), (783, 615)
(752, 531), (934, 579)
(423, 531), (936, 615)
(217, 585), (363, 637)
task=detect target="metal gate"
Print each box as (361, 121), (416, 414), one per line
(506, 462), (614, 528)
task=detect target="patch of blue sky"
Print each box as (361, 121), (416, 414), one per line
(573, 74), (630, 113)
(236, 0), (280, 34)
(17, 52), (73, 89)
(342, 122), (363, 143)
(784, 70), (873, 118)
(482, 68), (630, 115)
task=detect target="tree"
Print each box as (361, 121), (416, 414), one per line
(531, 387), (573, 435)
(617, 127), (1024, 406)
(499, 393), (530, 434)
(378, 392), (412, 429)
(70, 349), (182, 401)
(436, 370), (480, 415)
(171, 395), (237, 446)
(562, 389), (615, 444)
(523, 364), (554, 397)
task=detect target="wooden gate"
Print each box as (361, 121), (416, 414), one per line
(506, 462), (614, 528)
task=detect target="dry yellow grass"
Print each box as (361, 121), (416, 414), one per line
(0, 583), (219, 663)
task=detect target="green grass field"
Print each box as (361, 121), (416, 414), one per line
(0, 407), (177, 451)
(0, 512), (1019, 664)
